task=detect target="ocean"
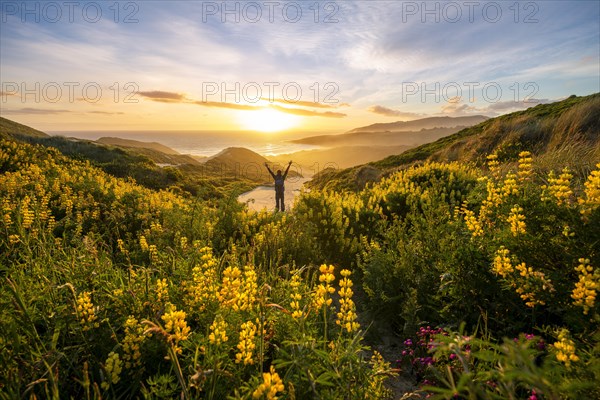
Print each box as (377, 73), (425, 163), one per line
(48, 130), (327, 157)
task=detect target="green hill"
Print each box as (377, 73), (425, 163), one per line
(310, 93), (600, 192)
(0, 116), (49, 138)
(0, 118), (266, 198)
(346, 115), (489, 133)
(96, 136), (182, 155)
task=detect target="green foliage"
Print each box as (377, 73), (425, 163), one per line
(1, 116), (599, 399)
(0, 138), (393, 399)
(310, 93), (600, 192)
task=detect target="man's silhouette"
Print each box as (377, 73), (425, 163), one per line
(265, 161), (292, 212)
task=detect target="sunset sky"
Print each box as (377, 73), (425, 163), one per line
(1, 1), (598, 133)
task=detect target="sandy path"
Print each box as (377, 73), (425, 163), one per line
(238, 177), (311, 212)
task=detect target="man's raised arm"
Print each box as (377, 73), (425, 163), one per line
(264, 162), (276, 179)
(283, 161), (292, 179)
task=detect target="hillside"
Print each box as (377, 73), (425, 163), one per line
(205, 147), (271, 168)
(0, 116), (49, 138)
(0, 118), (269, 197)
(292, 116), (488, 148)
(270, 144), (411, 171)
(310, 93), (600, 192)
(97, 137), (181, 155)
(347, 115), (489, 133)
(291, 126), (469, 147)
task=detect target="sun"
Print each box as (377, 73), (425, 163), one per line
(238, 108), (301, 132)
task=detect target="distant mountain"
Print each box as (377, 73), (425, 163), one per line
(97, 137), (181, 155)
(0, 116), (49, 138)
(309, 93), (600, 192)
(292, 116), (488, 147)
(270, 145), (412, 171)
(292, 126), (468, 147)
(206, 147), (270, 168)
(348, 115), (489, 133)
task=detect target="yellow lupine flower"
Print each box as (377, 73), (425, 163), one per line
(487, 154), (500, 179)
(572, 258), (598, 315)
(122, 316), (146, 369)
(139, 235), (149, 251)
(507, 205), (526, 236)
(161, 304), (190, 353)
(208, 316), (228, 346)
(148, 244), (159, 263)
(21, 196), (35, 229)
(492, 248), (553, 307)
(218, 266), (242, 308)
(101, 351), (122, 389)
(543, 167), (573, 205)
(187, 247), (219, 312)
(237, 266), (258, 311)
(116, 239), (127, 254)
(252, 366), (284, 400)
(156, 278), (169, 303)
(502, 172), (519, 196)
(553, 329), (579, 367)
(314, 264), (335, 309)
(462, 206), (483, 237)
(3, 212), (12, 227)
(235, 320), (257, 365)
(336, 269), (360, 333)
(289, 273), (304, 319)
(493, 247), (513, 277)
(517, 151), (533, 182)
(579, 163), (600, 218)
(76, 291), (99, 330)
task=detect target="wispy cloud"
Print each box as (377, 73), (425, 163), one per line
(192, 100), (260, 111)
(137, 89), (348, 117)
(138, 91), (188, 102)
(264, 98), (342, 109)
(439, 97), (558, 117)
(0, 0), (597, 130)
(367, 105), (424, 119)
(270, 105), (346, 118)
(88, 111), (125, 115)
(0, 108), (72, 115)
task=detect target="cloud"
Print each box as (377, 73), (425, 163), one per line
(138, 91), (188, 102)
(88, 111), (125, 115)
(440, 97), (559, 117)
(0, 91), (17, 97)
(191, 101), (261, 111)
(441, 103), (476, 115)
(0, 108), (72, 115)
(270, 105), (346, 118)
(140, 89), (348, 117)
(367, 105), (424, 119)
(263, 98), (344, 109)
(482, 99), (554, 113)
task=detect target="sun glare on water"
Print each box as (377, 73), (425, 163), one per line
(238, 108), (301, 132)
